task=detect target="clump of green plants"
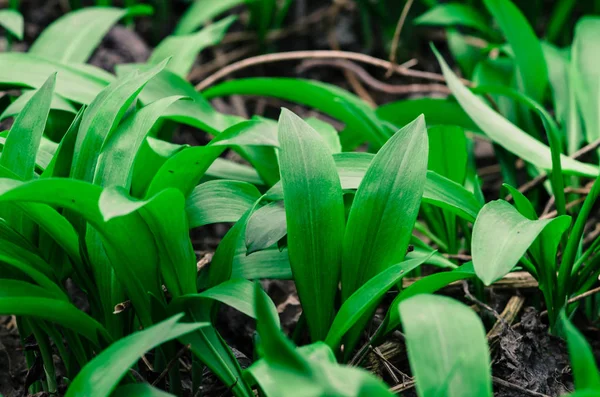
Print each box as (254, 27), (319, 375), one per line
(3, 0), (600, 396)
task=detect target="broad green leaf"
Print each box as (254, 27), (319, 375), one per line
(210, 118), (278, 148)
(116, 64), (232, 134)
(207, 158), (263, 185)
(1, 74), (55, 180)
(306, 117), (342, 154)
(428, 125), (467, 184)
(434, 46), (598, 177)
(94, 95), (185, 188)
(559, 311), (600, 391)
(0, 279), (108, 345)
(233, 247), (291, 279)
(0, 9), (23, 40)
(29, 6), (153, 64)
(376, 98), (479, 133)
(247, 284), (394, 397)
(415, 3), (495, 37)
(0, 53), (111, 105)
(472, 200), (570, 285)
(383, 263), (476, 336)
(400, 294), (492, 397)
(169, 278), (279, 327)
(42, 106), (84, 178)
(66, 314), (205, 397)
(245, 201), (286, 254)
(145, 145), (224, 198)
(325, 256), (429, 349)
(503, 184), (537, 220)
(186, 180), (261, 228)
(113, 384), (175, 397)
(278, 109), (345, 341)
(204, 78), (387, 147)
(101, 186), (197, 297)
(572, 17), (600, 145)
(72, 61), (168, 183)
(150, 16), (236, 77)
(0, 178), (162, 326)
(342, 115), (428, 300)
(483, 0), (548, 101)
(1, 90), (76, 121)
(176, 0), (245, 35)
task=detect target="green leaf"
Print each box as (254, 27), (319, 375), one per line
(278, 109), (345, 341)
(572, 17), (600, 145)
(428, 125), (467, 184)
(503, 183), (538, 220)
(176, 0), (245, 35)
(245, 201), (286, 254)
(0, 279), (108, 345)
(400, 294), (493, 397)
(145, 145), (224, 198)
(383, 263), (476, 336)
(204, 78), (387, 148)
(66, 314), (205, 397)
(94, 95), (186, 188)
(116, 64), (232, 134)
(247, 284), (394, 397)
(1, 90), (76, 121)
(376, 98), (479, 133)
(342, 115), (428, 301)
(71, 60), (168, 183)
(0, 9), (23, 40)
(325, 256), (430, 349)
(101, 186), (197, 297)
(415, 3), (495, 37)
(29, 6), (153, 64)
(472, 200), (570, 285)
(186, 180), (261, 228)
(1, 74), (55, 180)
(170, 278), (279, 327)
(434, 46), (598, 177)
(150, 16), (236, 77)
(483, 0), (548, 101)
(559, 311), (600, 391)
(0, 53), (111, 105)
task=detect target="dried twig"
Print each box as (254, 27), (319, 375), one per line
(296, 59), (450, 96)
(152, 344), (191, 386)
(387, 0), (415, 77)
(195, 50), (469, 91)
(492, 376), (551, 397)
(487, 296), (524, 341)
(506, 138), (600, 201)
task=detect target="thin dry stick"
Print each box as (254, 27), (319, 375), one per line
(462, 281), (507, 325)
(507, 137), (600, 201)
(492, 376), (551, 397)
(387, 0), (415, 77)
(297, 59), (450, 95)
(152, 344), (190, 386)
(389, 379), (417, 393)
(540, 197), (587, 219)
(370, 346), (400, 384)
(487, 296), (524, 341)
(195, 50), (467, 91)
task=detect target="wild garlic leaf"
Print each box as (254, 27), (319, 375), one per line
(560, 311), (600, 391)
(66, 314), (204, 397)
(400, 294), (493, 397)
(278, 108), (345, 341)
(29, 6), (153, 64)
(0, 9), (23, 40)
(472, 200), (570, 285)
(150, 16), (236, 77)
(341, 115), (428, 301)
(434, 46), (598, 177)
